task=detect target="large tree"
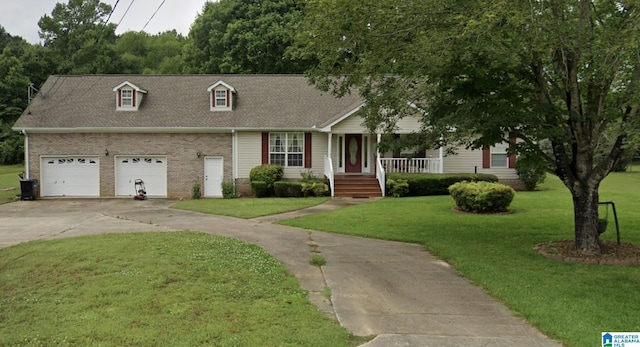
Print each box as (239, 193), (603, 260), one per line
(38, 0), (122, 74)
(294, 0), (640, 255)
(183, 0), (312, 73)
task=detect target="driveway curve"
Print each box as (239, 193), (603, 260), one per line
(0, 199), (562, 347)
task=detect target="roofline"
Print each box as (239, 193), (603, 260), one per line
(317, 103), (365, 132)
(12, 126), (321, 134)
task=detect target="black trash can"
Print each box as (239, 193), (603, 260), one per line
(20, 179), (38, 200)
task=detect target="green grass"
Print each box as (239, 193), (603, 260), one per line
(0, 232), (363, 347)
(280, 173), (640, 347)
(0, 165), (23, 204)
(172, 197), (330, 219)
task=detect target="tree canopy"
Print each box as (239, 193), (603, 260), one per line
(184, 0), (312, 73)
(293, 0), (640, 255)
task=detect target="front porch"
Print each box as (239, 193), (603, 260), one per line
(323, 133), (443, 197)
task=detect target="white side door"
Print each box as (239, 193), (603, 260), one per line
(204, 157), (223, 197)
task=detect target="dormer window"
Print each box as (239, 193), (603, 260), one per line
(113, 81), (147, 111)
(208, 80), (235, 111)
(121, 89), (133, 107)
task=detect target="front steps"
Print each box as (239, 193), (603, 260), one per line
(333, 175), (382, 198)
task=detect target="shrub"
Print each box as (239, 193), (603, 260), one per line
(448, 181), (515, 213)
(515, 156), (547, 191)
(251, 181), (269, 198)
(191, 182), (201, 200)
(387, 173), (498, 196)
(386, 178), (409, 197)
(301, 182), (329, 197)
(221, 180), (236, 199)
(274, 181), (304, 197)
(249, 165), (284, 193)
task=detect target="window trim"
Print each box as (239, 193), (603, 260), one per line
(269, 132), (304, 168)
(120, 89), (133, 107)
(490, 142), (509, 168)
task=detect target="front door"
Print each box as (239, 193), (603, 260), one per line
(345, 134), (362, 173)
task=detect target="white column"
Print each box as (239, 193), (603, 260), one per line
(438, 135), (444, 173)
(327, 133), (332, 160)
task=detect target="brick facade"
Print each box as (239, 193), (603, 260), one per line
(28, 132), (232, 199)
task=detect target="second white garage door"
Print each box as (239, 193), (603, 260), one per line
(115, 156), (167, 197)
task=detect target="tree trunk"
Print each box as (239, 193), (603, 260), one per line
(571, 184), (602, 255)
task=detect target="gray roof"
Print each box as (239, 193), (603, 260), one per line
(13, 75), (364, 131)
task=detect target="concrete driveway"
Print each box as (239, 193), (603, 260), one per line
(0, 199), (562, 347)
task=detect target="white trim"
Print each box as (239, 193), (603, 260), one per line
(12, 127), (319, 133)
(232, 129), (238, 180)
(112, 81), (148, 93)
(207, 80), (236, 93)
(317, 104), (365, 132)
(22, 130), (29, 179)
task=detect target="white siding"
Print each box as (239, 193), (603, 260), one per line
(442, 146), (518, 180)
(331, 114), (421, 134)
(236, 131), (330, 180)
(236, 132), (262, 179)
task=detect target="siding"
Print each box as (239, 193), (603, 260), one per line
(442, 146), (518, 179)
(331, 114), (421, 134)
(236, 131), (329, 180)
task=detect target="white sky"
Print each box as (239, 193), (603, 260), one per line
(0, 0), (211, 44)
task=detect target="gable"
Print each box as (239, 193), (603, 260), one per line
(112, 81), (147, 111)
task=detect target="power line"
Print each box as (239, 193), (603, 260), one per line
(141, 0), (167, 32)
(96, 0), (120, 42)
(116, 0), (136, 28)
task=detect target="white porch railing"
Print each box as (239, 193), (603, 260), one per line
(376, 157), (386, 197)
(379, 158), (443, 174)
(324, 155), (335, 197)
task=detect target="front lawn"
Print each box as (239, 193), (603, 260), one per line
(0, 165), (23, 204)
(172, 197), (329, 219)
(0, 232), (363, 346)
(280, 173), (640, 347)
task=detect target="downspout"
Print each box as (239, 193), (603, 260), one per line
(22, 130), (29, 179)
(231, 129), (237, 181)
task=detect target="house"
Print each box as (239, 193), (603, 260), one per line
(12, 75), (519, 199)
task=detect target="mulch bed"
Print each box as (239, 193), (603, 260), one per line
(535, 240), (640, 265)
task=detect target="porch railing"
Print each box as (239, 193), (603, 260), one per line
(379, 158), (442, 174)
(324, 155), (335, 197)
(376, 157), (386, 197)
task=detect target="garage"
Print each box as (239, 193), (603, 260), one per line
(115, 156), (167, 197)
(40, 156), (100, 197)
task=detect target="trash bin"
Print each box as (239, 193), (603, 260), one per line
(20, 179), (38, 200)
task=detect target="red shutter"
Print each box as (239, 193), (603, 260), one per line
(304, 132), (312, 168)
(482, 147), (491, 168)
(226, 90), (230, 107)
(508, 135), (516, 168)
(262, 132), (269, 164)
(118, 90), (122, 107)
(132, 90), (136, 107)
(211, 92), (214, 108)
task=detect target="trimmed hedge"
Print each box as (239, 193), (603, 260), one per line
(386, 173), (499, 196)
(251, 181), (269, 198)
(302, 182), (329, 197)
(274, 181), (304, 197)
(249, 164), (284, 191)
(448, 181), (515, 213)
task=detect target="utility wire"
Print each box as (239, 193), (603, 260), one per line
(116, 0), (136, 28)
(96, 0), (120, 42)
(141, 0), (167, 32)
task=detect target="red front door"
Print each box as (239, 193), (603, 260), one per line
(345, 134), (362, 173)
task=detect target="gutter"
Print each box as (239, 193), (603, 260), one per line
(11, 126), (322, 134)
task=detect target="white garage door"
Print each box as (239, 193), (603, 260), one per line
(115, 156), (167, 197)
(40, 156), (100, 197)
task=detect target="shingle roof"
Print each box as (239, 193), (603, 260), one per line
(13, 75), (364, 131)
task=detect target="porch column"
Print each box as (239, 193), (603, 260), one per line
(438, 135), (444, 173)
(327, 133), (332, 160)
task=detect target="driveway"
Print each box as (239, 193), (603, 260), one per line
(0, 199), (562, 347)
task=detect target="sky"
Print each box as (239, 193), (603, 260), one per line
(0, 0), (211, 44)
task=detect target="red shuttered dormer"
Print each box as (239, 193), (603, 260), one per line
(207, 80), (235, 111)
(112, 81), (147, 111)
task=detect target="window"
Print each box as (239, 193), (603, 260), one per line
(215, 90), (227, 107)
(121, 89), (133, 107)
(270, 132), (303, 167)
(490, 142), (508, 167)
